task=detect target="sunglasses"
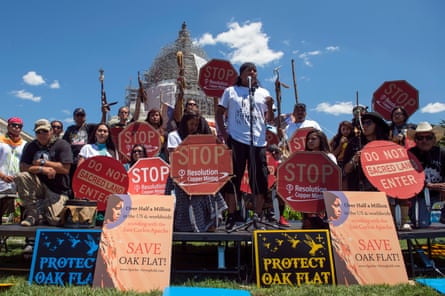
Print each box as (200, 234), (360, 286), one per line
(187, 102), (197, 106)
(75, 113), (86, 117)
(51, 125), (62, 129)
(8, 123), (23, 129)
(132, 150), (144, 154)
(36, 130), (49, 135)
(415, 135), (434, 141)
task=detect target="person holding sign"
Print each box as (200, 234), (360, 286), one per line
(216, 62), (275, 230)
(77, 123), (118, 166)
(389, 106), (416, 146)
(168, 110), (227, 232)
(343, 112), (390, 191)
(407, 122), (445, 228)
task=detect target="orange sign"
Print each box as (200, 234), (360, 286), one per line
(72, 156), (129, 211)
(170, 135), (232, 195)
(323, 191), (408, 285)
(360, 140), (424, 199)
(118, 121), (161, 160)
(277, 151), (341, 213)
(128, 157), (170, 195)
(93, 194), (174, 292)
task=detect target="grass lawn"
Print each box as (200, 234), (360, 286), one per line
(1, 236), (444, 295)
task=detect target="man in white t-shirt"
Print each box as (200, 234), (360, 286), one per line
(284, 103), (322, 139)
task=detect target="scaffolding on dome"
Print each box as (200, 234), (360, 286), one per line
(124, 22), (214, 122)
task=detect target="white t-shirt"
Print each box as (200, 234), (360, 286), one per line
(79, 143), (111, 159)
(0, 140), (26, 192)
(167, 131), (182, 149)
(285, 119), (322, 140)
(219, 85), (270, 147)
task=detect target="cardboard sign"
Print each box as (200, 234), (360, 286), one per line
(128, 157), (170, 195)
(323, 191), (408, 285)
(93, 194), (174, 292)
(277, 151), (341, 213)
(253, 229), (335, 288)
(198, 59), (238, 97)
(72, 156), (129, 211)
(360, 140), (424, 199)
(288, 127), (313, 153)
(372, 80), (419, 120)
(118, 121), (161, 160)
(170, 135), (232, 195)
(28, 229), (101, 286)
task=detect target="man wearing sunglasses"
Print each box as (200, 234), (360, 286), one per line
(15, 119), (73, 227)
(406, 122), (445, 228)
(0, 117), (26, 223)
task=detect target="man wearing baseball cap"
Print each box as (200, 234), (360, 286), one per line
(15, 119), (73, 227)
(63, 108), (96, 182)
(0, 117), (26, 223)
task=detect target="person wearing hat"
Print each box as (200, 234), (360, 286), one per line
(215, 62), (275, 230)
(63, 108), (96, 182)
(406, 122), (445, 228)
(0, 117), (26, 223)
(343, 111), (390, 191)
(15, 119), (73, 227)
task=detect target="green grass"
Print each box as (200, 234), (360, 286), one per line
(1, 232), (445, 295)
(0, 275), (442, 296)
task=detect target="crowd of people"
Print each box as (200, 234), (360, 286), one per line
(0, 62), (444, 241)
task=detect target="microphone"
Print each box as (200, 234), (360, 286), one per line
(247, 76), (256, 95)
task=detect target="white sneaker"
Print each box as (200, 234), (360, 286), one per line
(23, 244), (33, 254)
(401, 223), (412, 231)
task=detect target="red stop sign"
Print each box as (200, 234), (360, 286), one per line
(360, 140), (424, 199)
(118, 121), (161, 160)
(277, 151), (341, 213)
(372, 80), (419, 120)
(170, 135), (232, 195)
(72, 156), (129, 211)
(288, 127), (313, 153)
(128, 157), (170, 195)
(198, 59), (238, 97)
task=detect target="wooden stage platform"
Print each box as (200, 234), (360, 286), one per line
(2, 222), (445, 279)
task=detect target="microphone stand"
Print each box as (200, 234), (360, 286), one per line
(228, 77), (279, 233)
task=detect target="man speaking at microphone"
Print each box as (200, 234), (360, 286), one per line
(216, 62), (275, 230)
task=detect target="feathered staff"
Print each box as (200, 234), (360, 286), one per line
(173, 51), (185, 123)
(138, 71), (148, 103)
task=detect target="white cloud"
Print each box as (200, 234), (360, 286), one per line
(298, 46), (340, 67)
(10, 89), (41, 102)
(421, 102), (445, 114)
(196, 21), (283, 67)
(23, 71), (45, 86)
(314, 101), (353, 116)
(50, 80), (60, 89)
(326, 46), (340, 52)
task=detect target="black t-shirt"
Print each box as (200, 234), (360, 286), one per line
(62, 123), (96, 164)
(21, 138), (73, 194)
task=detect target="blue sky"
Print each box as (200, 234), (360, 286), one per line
(1, 0), (444, 137)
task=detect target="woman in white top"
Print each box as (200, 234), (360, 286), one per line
(78, 123), (117, 166)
